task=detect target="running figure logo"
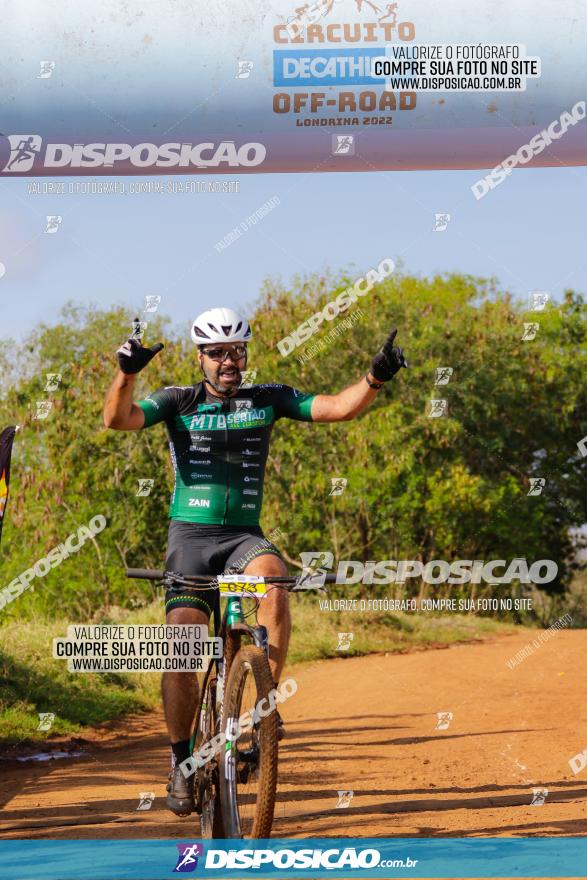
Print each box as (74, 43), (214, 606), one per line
(332, 135), (355, 156)
(236, 60), (254, 79)
(434, 367), (453, 386)
(144, 295), (162, 313)
(435, 711), (453, 730)
(173, 844), (204, 873)
(33, 401), (53, 420)
(529, 292), (549, 311)
(136, 791), (155, 811)
(428, 399), (448, 418)
(521, 322), (540, 341)
(527, 478), (546, 496)
(45, 215), (62, 234)
(336, 790), (354, 808)
(2, 135), (42, 172)
(531, 787), (548, 806)
(45, 373), (62, 392)
(433, 213), (451, 232)
(37, 712), (55, 732)
(336, 632), (354, 651)
(299, 551), (333, 586)
(38, 61), (56, 79)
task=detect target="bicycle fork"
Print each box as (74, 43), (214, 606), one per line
(216, 597), (269, 711)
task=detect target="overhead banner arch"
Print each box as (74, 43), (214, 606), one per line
(0, 0), (585, 176)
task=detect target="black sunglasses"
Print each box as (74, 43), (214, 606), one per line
(200, 345), (247, 362)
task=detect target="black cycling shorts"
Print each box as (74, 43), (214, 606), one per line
(164, 521), (283, 619)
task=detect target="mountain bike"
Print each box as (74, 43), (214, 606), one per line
(125, 567), (335, 838)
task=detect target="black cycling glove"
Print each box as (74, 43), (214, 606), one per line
(116, 320), (164, 374)
(370, 327), (408, 382)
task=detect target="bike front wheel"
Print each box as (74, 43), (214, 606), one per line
(194, 677), (225, 838)
(219, 645), (279, 838)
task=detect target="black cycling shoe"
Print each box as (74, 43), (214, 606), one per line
(166, 766), (195, 817)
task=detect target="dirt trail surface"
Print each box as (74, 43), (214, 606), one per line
(2, 630), (587, 840)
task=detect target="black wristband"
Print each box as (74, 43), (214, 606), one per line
(365, 373), (384, 390)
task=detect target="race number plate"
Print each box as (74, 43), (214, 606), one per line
(218, 574), (268, 597)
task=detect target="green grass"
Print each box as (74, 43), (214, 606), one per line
(0, 598), (519, 747)
(287, 595), (518, 663)
(0, 607), (163, 747)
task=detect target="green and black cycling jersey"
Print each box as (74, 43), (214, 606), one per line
(138, 381), (316, 526)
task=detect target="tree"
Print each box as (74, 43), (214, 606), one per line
(0, 270), (585, 620)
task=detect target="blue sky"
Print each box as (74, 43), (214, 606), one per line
(1, 165), (586, 342)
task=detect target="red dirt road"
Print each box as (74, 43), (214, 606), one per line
(2, 630), (587, 840)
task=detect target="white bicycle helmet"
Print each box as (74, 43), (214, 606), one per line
(191, 307), (252, 346)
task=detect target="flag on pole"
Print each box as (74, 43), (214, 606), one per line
(0, 426), (18, 546)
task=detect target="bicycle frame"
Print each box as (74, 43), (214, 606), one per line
(124, 565), (334, 835)
(191, 592), (268, 754)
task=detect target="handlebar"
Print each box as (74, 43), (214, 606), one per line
(125, 568), (338, 589)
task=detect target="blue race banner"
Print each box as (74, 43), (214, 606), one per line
(1, 0), (585, 174)
(1, 838), (587, 879)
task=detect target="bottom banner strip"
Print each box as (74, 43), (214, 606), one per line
(1, 838), (586, 879)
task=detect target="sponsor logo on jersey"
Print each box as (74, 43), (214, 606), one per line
(189, 447), (211, 453)
(190, 473), (213, 479)
(243, 489), (259, 496)
(244, 476), (259, 482)
(188, 498), (211, 508)
(187, 410), (268, 431)
(243, 449), (260, 456)
(242, 462), (260, 468)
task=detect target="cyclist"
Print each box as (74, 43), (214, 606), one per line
(103, 306), (407, 816)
